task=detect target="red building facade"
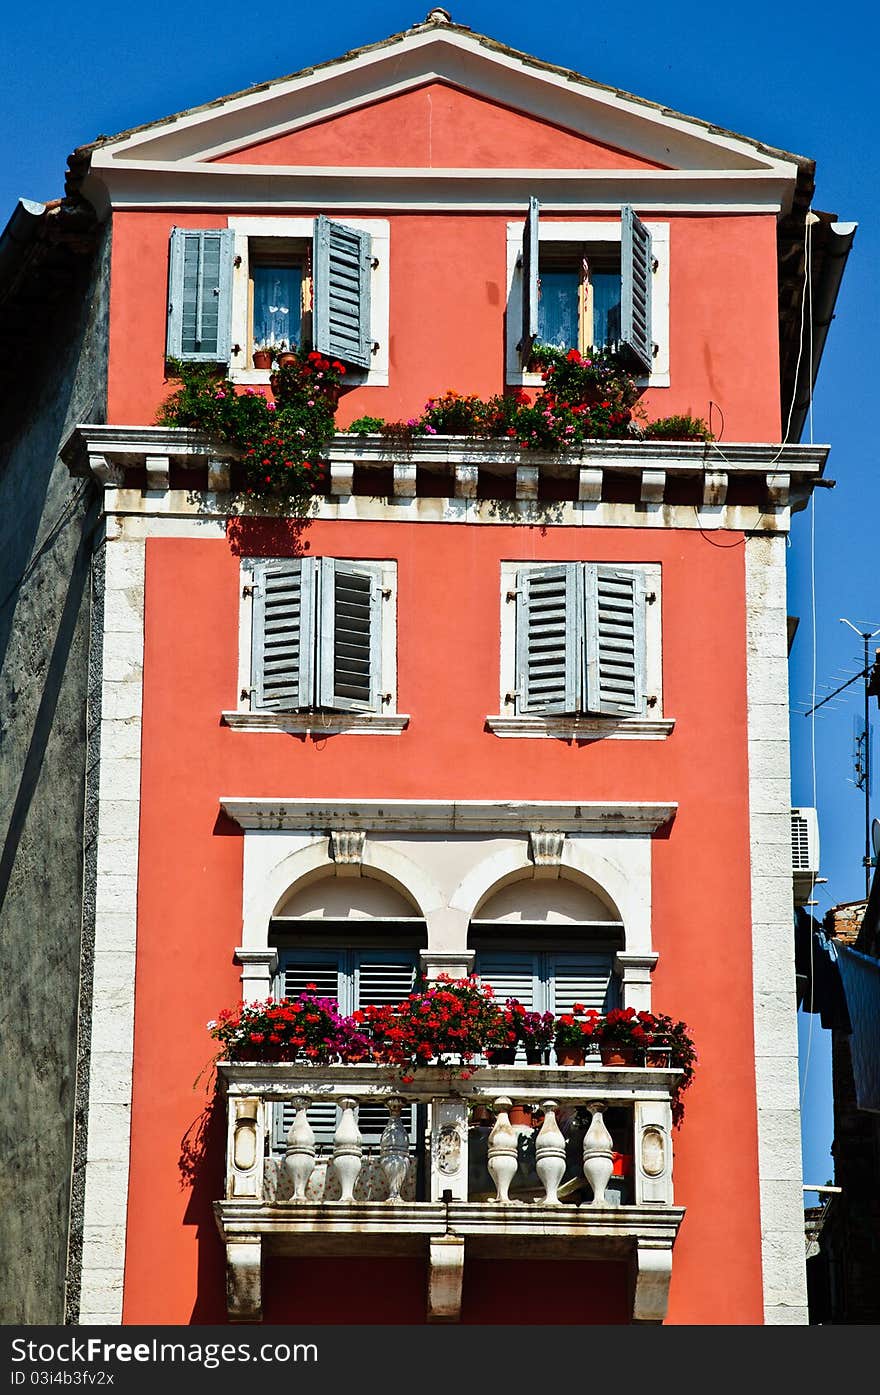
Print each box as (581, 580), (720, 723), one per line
(59, 13), (847, 1325)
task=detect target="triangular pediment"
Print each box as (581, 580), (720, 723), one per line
(87, 20), (802, 178)
(210, 81), (667, 171)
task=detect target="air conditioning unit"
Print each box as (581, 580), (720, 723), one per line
(791, 807), (820, 905)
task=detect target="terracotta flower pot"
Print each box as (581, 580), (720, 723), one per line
(599, 1045), (637, 1067)
(508, 1104), (534, 1127)
(524, 1047), (549, 1065)
(555, 1045), (586, 1067)
(277, 351), (299, 367)
(611, 1151), (633, 1177)
(252, 349), (273, 369)
(645, 1044), (672, 1068)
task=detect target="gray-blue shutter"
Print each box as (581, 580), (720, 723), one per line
(251, 558), (316, 712)
(312, 216), (372, 369)
(583, 565), (647, 717)
(166, 227), (233, 362)
(547, 952), (617, 1014)
(274, 952), (348, 1149)
(620, 205), (653, 375)
(515, 564), (581, 715)
(474, 950), (541, 1064)
(520, 196), (540, 364)
(354, 954), (417, 1142)
(317, 559), (382, 713)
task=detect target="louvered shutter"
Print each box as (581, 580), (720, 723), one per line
(274, 953), (348, 1149)
(515, 564), (581, 715)
(475, 951), (540, 1011)
(251, 558), (316, 712)
(620, 205), (653, 375)
(354, 954), (417, 1142)
(520, 196), (540, 365)
(583, 565), (647, 717)
(166, 228), (233, 362)
(312, 216), (372, 369)
(317, 559), (382, 713)
(547, 952), (617, 1014)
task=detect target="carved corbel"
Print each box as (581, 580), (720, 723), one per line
(226, 1238), (263, 1323)
(392, 461), (417, 497)
(330, 829), (366, 877)
(515, 464), (539, 501)
(427, 1236), (465, 1322)
(578, 467), (603, 502)
(454, 464), (479, 499)
(529, 830), (565, 878)
(145, 455), (170, 491)
(330, 461), (354, 496)
(89, 454), (124, 487)
(640, 469), (666, 504)
(631, 1241), (673, 1324)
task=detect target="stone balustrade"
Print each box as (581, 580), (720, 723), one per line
(215, 1060), (685, 1324)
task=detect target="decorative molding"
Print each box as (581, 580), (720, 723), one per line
(219, 798), (677, 834)
(221, 711), (409, 737)
(329, 829), (366, 876)
(420, 949), (476, 980)
(428, 1237), (465, 1323)
(485, 715), (675, 741)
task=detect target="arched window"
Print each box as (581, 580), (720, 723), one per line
(270, 874), (426, 1150)
(471, 877), (624, 1043)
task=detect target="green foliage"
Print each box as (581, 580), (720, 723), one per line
(641, 414), (714, 442)
(348, 415), (387, 436)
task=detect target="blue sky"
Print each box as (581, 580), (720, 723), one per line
(3, 1), (877, 1186)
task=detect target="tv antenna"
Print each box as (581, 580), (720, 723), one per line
(806, 619), (880, 897)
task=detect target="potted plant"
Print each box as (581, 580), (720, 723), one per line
(484, 1002), (518, 1064)
(553, 1008), (599, 1067)
(506, 1001), (555, 1064)
(252, 341), (279, 370)
(208, 987), (370, 1064)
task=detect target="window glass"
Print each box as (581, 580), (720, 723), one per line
(252, 263), (302, 349)
(537, 267), (580, 351)
(592, 270), (622, 350)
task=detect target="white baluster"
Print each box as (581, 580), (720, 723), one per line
(380, 1096), (410, 1203)
(535, 1099), (566, 1205)
(487, 1097), (519, 1203)
(332, 1098), (363, 1203)
(582, 1102), (614, 1206)
(280, 1097), (315, 1202)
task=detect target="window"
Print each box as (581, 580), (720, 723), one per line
(475, 947), (618, 1015)
(166, 217), (389, 381)
(273, 945), (419, 1149)
(507, 205), (668, 386)
(246, 557), (395, 715)
(512, 562), (650, 717)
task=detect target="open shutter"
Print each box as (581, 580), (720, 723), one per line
(251, 558), (316, 712)
(354, 954), (418, 1142)
(274, 952), (348, 1150)
(619, 205), (653, 375)
(474, 950), (541, 1064)
(547, 952), (617, 1015)
(583, 565), (647, 717)
(166, 227), (233, 362)
(317, 559), (382, 713)
(313, 216), (372, 369)
(520, 196), (540, 365)
(515, 564), (581, 715)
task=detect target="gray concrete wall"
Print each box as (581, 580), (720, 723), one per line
(0, 223), (109, 1323)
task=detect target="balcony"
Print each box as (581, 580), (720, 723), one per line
(215, 1060), (685, 1324)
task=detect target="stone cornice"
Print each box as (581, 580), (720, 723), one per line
(218, 798), (677, 834)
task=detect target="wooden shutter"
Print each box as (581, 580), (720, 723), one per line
(354, 954), (417, 1142)
(166, 227), (233, 362)
(583, 565), (647, 717)
(317, 559), (382, 713)
(275, 952), (347, 1149)
(620, 205), (653, 374)
(547, 951), (616, 1014)
(312, 216), (372, 369)
(475, 950), (541, 1011)
(520, 196), (540, 365)
(515, 564), (581, 715)
(251, 558), (316, 712)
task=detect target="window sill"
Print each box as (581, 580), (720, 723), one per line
(222, 710), (409, 736)
(485, 714), (675, 740)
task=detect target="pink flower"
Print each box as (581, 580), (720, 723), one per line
(266, 401), (277, 412)
(307, 399), (315, 407)
(214, 390), (226, 399)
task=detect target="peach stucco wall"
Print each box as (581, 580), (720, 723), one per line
(107, 209), (781, 440)
(121, 520), (764, 1325)
(212, 81), (667, 170)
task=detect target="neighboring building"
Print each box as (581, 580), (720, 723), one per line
(798, 885), (880, 1323)
(0, 10), (855, 1325)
